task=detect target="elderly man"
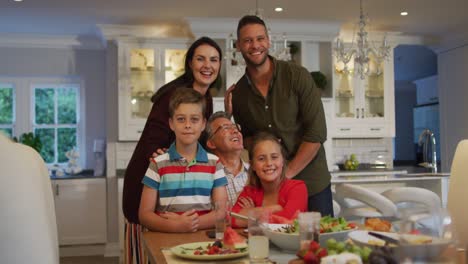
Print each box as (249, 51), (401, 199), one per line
(205, 111), (248, 205)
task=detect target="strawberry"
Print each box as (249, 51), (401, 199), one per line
(309, 241), (320, 252)
(316, 248), (328, 260)
(303, 251), (319, 264)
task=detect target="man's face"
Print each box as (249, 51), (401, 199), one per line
(169, 103), (206, 147)
(208, 117), (243, 153)
(237, 23), (270, 67)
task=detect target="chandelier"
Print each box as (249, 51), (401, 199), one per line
(333, 0), (391, 79)
(225, 0), (292, 71)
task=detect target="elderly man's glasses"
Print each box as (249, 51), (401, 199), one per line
(209, 123), (241, 139)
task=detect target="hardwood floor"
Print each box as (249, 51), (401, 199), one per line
(60, 256), (119, 264)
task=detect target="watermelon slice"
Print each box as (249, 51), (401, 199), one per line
(223, 227), (247, 249)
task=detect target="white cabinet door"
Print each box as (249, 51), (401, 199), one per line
(117, 178), (125, 261)
(52, 178), (107, 245)
(117, 39), (189, 141)
(332, 49), (395, 138)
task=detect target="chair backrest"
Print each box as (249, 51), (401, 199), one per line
(0, 135), (59, 264)
(335, 183), (398, 217)
(447, 139), (468, 251)
(382, 187), (442, 213)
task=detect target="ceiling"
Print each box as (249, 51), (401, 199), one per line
(1, 0), (468, 46)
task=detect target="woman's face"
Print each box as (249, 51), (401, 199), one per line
(189, 44), (220, 92)
(252, 140), (284, 185)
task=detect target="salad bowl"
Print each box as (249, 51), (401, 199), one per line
(264, 216), (357, 252)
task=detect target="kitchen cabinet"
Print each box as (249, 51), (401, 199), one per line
(116, 39), (189, 140)
(332, 49), (395, 138)
(415, 75), (438, 105)
(51, 178), (107, 245)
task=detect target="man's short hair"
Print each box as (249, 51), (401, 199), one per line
(237, 15), (268, 40)
(168, 88), (206, 117)
(206, 111), (232, 137)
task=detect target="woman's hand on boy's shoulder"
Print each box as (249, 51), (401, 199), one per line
(148, 148), (168, 162)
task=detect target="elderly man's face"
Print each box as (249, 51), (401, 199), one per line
(208, 117), (243, 152)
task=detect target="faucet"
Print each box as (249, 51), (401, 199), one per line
(418, 129), (438, 173)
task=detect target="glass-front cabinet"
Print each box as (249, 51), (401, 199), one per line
(117, 39), (188, 140)
(332, 49), (395, 138)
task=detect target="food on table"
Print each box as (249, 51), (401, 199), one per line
(180, 241), (246, 256)
(367, 245), (398, 264)
(402, 234), (433, 245)
(296, 240), (328, 264)
(365, 217), (392, 232)
(274, 216), (357, 234)
(223, 227), (247, 249)
(321, 252), (363, 264)
(325, 239), (372, 262)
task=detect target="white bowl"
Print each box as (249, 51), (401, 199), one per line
(264, 224), (356, 252)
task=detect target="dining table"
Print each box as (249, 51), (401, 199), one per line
(141, 228), (299, 264)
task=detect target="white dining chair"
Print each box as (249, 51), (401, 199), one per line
(382, 187), (442, 230)
(447, 139), (468, 253)
(334, 183), (398, 220)
(0, 134), (59, 264)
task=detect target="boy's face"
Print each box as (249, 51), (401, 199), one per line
(169, 103), (206, 146)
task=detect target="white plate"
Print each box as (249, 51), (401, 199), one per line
(171, 241), (248, 261)
(348, 230), (452, 260)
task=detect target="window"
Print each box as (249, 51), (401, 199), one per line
(0, 84), (15, 137)
(33, 85), (80, 163)
(0, 77), (85, 166)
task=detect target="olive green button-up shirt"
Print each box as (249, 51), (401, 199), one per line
(232, 56), (331, 195)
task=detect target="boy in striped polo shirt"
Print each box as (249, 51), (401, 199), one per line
(139, 88), (228, 233)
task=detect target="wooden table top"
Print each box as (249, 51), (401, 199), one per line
(142, 229), (217, 264)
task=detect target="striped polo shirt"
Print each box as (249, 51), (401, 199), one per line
(142, 142), (227, 214)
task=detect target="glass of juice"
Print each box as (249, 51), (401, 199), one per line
(248, 209), (270, 263)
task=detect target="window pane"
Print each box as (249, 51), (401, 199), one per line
(0, 128), (12, 138)
(0, 87), (13, 124)
(35, 88), (55, 124)
(35, 128), (55, 163)
(58, 127), (77, 163)
(58, 88), (77, 124)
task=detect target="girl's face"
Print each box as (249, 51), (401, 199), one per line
(189, 44), (221, 92)
(252, 140), (284, 185)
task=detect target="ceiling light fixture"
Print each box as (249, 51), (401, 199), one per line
(400, 11), (408, 16)
(275, 7), (283, 12)
(333, 0), (391, 79)
(14, 0), (23, 2)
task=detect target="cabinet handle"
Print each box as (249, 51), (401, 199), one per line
(137, 130), (143, 134)
(56, 184), (59, 196)
(370, 128), (381, 131)
(361, 108), (364, 118)
(356, 108), (359, 119)
(430, 97), (438, 101)
(340, 128), (351, 131)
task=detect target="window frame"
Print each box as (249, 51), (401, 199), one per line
(0, 82), (16, 136)
(0, 77), (86, 168)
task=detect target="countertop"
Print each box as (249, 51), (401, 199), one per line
(50, 169), (105, 180)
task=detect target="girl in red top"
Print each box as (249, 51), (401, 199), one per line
(232, 132), (308, 227)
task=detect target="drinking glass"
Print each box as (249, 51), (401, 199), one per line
(214, 200), (231, 240)
(298, 212), (321, 250)
(397, 207), (457, 262)
(248, 210), (270, 263)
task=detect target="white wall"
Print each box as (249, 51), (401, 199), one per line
(0, 47), (106, 170)
(438, 45), (468, 171)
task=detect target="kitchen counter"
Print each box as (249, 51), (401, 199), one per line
(50, 169), (105, 180)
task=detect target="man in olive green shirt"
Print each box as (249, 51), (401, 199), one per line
(227, 15), (333, 216)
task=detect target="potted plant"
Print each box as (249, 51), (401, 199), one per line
(13, 132), (42, 154)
